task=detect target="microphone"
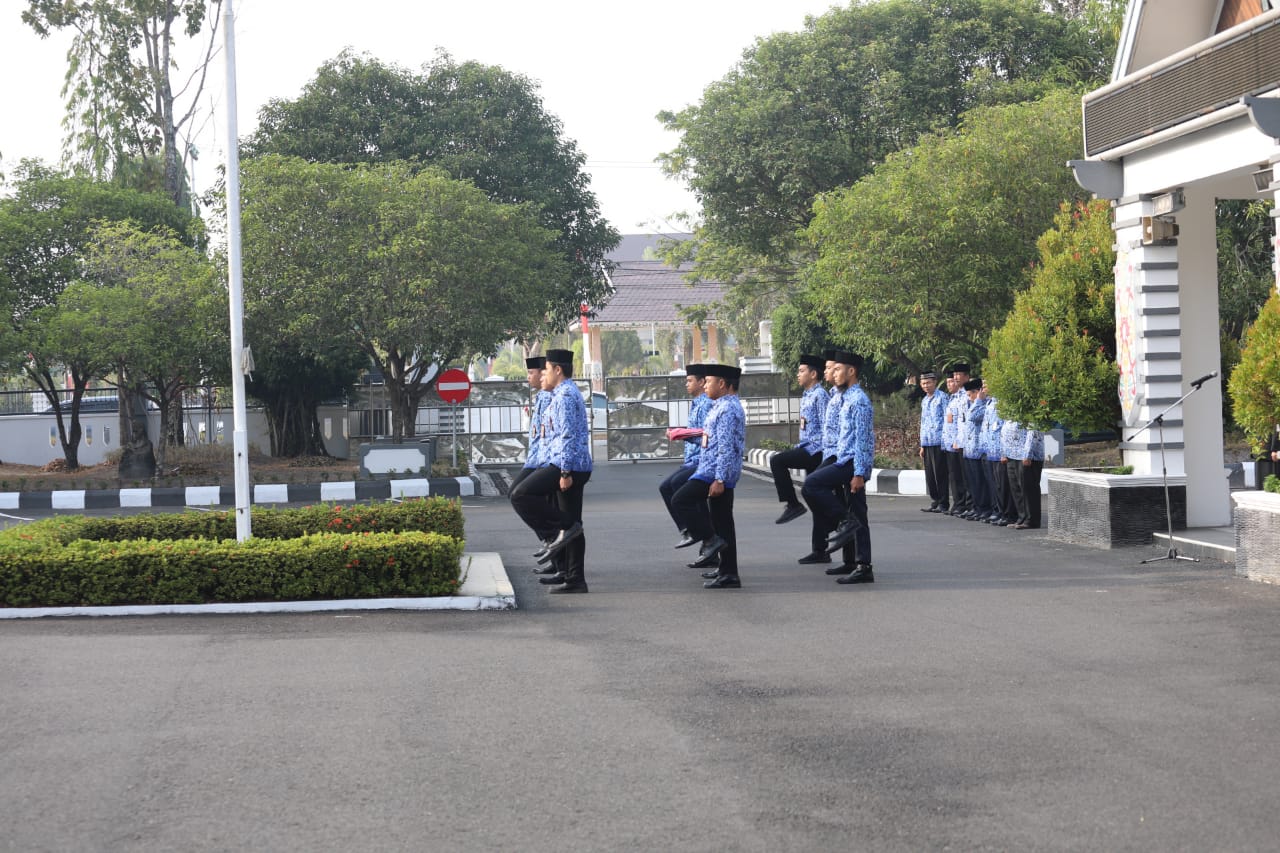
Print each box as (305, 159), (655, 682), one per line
(1189, 371), (1218, 389)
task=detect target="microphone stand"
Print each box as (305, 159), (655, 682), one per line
(1129, 378), (1214, 564)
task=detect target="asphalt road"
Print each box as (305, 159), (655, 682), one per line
(3, 461), (1280, 852)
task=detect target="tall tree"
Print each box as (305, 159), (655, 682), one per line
(0, 163), (198, 470)
(802, 90), (1088, 374)
(78, 221), (226, 469)
(239, 156), (567, 440)
(246, 51), (619, 337)
(22, 0), (222, 209)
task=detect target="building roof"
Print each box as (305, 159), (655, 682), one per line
(606, 233), (693, 263)
(592, 261), (724, 328)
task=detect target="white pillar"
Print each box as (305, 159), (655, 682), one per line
(1177, 188), (1229, 527)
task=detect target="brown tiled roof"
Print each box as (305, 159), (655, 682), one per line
(592, 261), (724, 327)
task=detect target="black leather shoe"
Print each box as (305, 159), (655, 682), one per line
(548, 581), (588, 594)
(824, 564), (854, 575)
(538, 573), (566, 584)
(700, 570), (720, 579)
(920, 506), (937, 513)
(674, 531), (698, 549)
(540, 521), (583, 560)
(826, 521), (852, 542)
(700, 535), (727, 560)
(775, 504), (807, 524)
(836, 564), (874, 584)
(703, 574), (741, 589)
(532, 564), (560, 574)
(797, 551), (832, 565)
(826, 525), (857, 554)
(688, 553), (721, 569)
(532, 538), (553, 558)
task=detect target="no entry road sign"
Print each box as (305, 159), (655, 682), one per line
(436, 369), (472, 404)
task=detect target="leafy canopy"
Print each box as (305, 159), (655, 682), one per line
(985, 199), (1119, 432)
(802, 89), (1088, 375)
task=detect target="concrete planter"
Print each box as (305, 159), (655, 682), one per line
(1232, 491), (1280, 583)
(1046, 469), (1185, 549)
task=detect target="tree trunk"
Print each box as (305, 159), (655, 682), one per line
(263, 395), (329, 457)
(117, 379), (156, 480)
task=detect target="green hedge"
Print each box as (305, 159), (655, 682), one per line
(0, 498), (467, 609)
(41, 497), (464, 545)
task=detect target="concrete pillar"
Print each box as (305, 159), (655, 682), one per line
(588, 328), (604, 392)
(707, 322), (721, 362)
(692, 325), (704, 363)
(1113, 188), (1229, 526)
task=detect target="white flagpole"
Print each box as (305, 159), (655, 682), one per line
(223, 0), (252, 541)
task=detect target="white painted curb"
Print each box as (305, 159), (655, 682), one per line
(0, 552), (514, 619)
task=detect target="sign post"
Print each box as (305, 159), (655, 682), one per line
(436, 368), (472, 469)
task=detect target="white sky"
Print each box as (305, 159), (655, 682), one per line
(0, 0), (840, 234)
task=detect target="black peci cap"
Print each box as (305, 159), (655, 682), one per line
(545, 348), (574, 367)
(799, 354), (825, 372)
(950, 362), (971, 375)
(833, 351), (864, 369)
(686, 363), (708, 378)
(525, 356), (547, 370)
(963, 378), (983, 392)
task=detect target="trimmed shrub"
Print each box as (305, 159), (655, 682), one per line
(0, 498), (467, 608)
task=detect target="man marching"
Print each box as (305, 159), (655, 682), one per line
(509, 349), (593, 594)
(798, 351), (853, 569)
(660, 364), (713, 549)
(671, 364), (746, 589)
(769, 354), (828, 524)
(512, 355), (550, 493)
(808, 353), (876, 584)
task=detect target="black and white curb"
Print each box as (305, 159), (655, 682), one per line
(0, 552), (515, 619)
(0, 477), (479, 511)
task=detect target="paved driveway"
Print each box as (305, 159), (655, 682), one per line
(2, 461), (1279, 851)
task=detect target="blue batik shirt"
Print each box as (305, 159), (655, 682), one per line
(982, 398), (1004, 460)
(682, 393), (714, 466)
(1000, 418), (1028, 461)
(524, 389), (552, 469)
(1023, 429), (1045, 462)
(821, 387), (845, 459)
(692, 394), (746, 488)
(797, 384), (827, 454)
(542, 380), (593, 473)
(835, 384), (876, 477)
(942, 391), (964, 450)
(919, 389), (947, 448)
(961, 396), (987, 460)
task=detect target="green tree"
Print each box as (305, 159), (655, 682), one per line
(246, 51), (618, 337)
(239, 156), (567, 440)
(658, 0), (1113, 262)
(0, 163), (199, 469)
(984, 199), (1119, 432)
(78, 221), (226, 468)
(22, 0), (223, 208)
(802, 90), (1088, 375)
(1228, 291), (1280, 453)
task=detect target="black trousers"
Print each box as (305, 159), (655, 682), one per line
(1006, 459), (1043, 528)
(946, 449), (971, 511)
(964, 457), (991, 517)
(659, 463), (700, 531)
(800, 459), (860, 564)
(770, 447), (822, 505)
(922, 445), (949, 509)
(672, 478), (737, 576)
(985, 458), (1014, 520)
(510, 466), (592, 582)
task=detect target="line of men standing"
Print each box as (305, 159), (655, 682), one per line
(919, 363), (1044, 530)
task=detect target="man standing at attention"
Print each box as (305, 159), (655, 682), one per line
(510, 349), (593, 594)
(671, 364), (746, 589)
(660, 364), (712, 549)
(942, 367), (971, 516)
(917, 371), (949, 513)
(769, 354), (828, 524)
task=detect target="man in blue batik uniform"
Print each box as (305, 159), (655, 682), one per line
(671, 363), (746, 589)
(660, 364), (713, 548)
(917, 371), (949, 513)
(796, 351), (849, 567)
(511, 355), (559, 576)
(769, 354), (828, 524)
(807, 353), (876, 584)
(959, 378), (990, 521)
(510, 349), (593, 593)
(944, 364), (973, 516)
